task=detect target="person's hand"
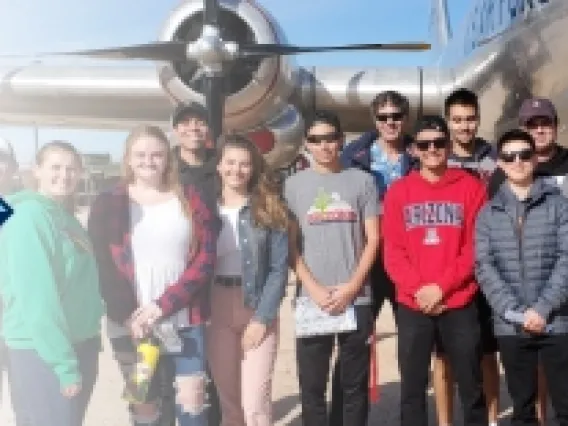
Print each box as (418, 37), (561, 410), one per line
(428, 304), (448, 316)
(523, 308), (546, 334)
(61, 382), (81, 398)
(415, 284), (443, 313)
(242, 320), (268, 352)
(326, 285), (358, 315)
(309, 284), (334, 311)
(130, 303), (163, 339)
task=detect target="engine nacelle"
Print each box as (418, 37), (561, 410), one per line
(157, 0), (297, 132)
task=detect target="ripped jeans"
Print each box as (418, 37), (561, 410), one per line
(108, 322), (209, 426)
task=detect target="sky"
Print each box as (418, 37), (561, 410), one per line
(0, 0), (473, 166)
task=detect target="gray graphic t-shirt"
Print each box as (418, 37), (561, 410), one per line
(284, 168), (379, 305)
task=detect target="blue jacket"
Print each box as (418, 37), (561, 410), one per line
(340, 131), (416, 198)
(233, 204), (289, 325)
(475, 179), (568, 336)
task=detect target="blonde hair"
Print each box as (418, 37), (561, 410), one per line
(217, 133), (289, 230)
(121, 125), (191, 218)
(35, 140), (83, 212)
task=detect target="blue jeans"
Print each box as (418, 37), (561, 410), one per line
(110, 324), (208, 426)
(7, 336), (101, 426)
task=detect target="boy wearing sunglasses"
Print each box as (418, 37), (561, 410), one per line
(383, 115), (488, 426)
(285, 110), (379, 426)
(475, 129), (568, 426)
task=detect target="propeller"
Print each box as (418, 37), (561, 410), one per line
(239, 42), (431, 57)
(51, 41), (188, 61)
(204, 0), (219, 26)
(37, 41), (431, 62)
(204, 75), (224, 141)
(13, 0), (431, 143)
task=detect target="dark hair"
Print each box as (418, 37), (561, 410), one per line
(413, 115), (450, 138)
(496, 128), (536, 153)
(370, 90), (410, 117)
(444, 88), (479, 117)
(305, 110), (342, 136)
(171, 102), (209, 128)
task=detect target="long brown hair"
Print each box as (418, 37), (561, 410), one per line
(35, 140), (83, 213)
(121, 125), (191, 218)
(216, 133), (288, 230)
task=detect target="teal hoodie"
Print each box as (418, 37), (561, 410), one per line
(0, 191), (104, 387)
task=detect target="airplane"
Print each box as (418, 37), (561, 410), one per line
(0, 0), (560, 171)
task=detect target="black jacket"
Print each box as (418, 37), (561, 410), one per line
(448, 137), (497, 184)
(173, 146), (217, 211)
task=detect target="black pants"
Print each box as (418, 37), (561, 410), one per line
(498, 334), (568, 426)
(206, 370), (222, 425)
(398, 303), (488, 426)
(435, 292), (499, 355)
(296, 305), (373, 426)
(329, 259), (396, 426)
(368, 257), (398, 321)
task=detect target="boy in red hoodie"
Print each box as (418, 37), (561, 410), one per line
(383, 115), (488, 426)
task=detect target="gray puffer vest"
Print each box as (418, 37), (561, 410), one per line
(475, 179), (568, 336)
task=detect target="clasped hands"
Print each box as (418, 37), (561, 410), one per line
(414, 285), (548, 333)
(414, 284), (446, 315)
(310, 283), (357, 315)
(522, 308), (546, 334)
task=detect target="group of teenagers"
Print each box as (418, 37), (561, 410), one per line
(0, 86), (567, 426)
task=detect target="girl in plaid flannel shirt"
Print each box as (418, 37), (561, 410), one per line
(88, 125), (218, 426)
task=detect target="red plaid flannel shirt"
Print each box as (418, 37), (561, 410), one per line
(87, 184), (219, 326)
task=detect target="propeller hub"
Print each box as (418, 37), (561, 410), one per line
(187, 24), (235, 74)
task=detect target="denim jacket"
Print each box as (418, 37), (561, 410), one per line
(233, 204), (289, 325)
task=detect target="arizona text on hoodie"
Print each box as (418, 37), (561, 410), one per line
(382, 168), (488, 311)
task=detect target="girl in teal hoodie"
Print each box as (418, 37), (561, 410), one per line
(0, 141), (104, 426)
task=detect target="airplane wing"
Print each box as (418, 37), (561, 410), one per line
(0, 62), (174, 129)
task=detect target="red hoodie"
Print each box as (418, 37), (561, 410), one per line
(382, 168), (487, 311)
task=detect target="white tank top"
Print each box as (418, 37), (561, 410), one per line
(130, 196), (193, 328)
(216, 205), (243, 276)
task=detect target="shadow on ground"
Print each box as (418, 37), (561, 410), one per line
(273, 373), (561, 426)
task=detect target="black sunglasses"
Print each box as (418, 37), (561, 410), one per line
(498, 148), (534, 163)
(306, 133), (341, 144)
(414, 138), (448, 151)
(375, 112), (404, 122)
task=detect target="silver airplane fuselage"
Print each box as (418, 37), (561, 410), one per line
(0, 0), (564, 168)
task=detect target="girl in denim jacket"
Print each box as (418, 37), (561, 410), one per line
(207, 134), (289, 426)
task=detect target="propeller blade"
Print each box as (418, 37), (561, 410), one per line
(204, 0), (219, 26)
(41, 41), (188, 62)
(239, 42), (431, 57)
(203, 74), (224, 143)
